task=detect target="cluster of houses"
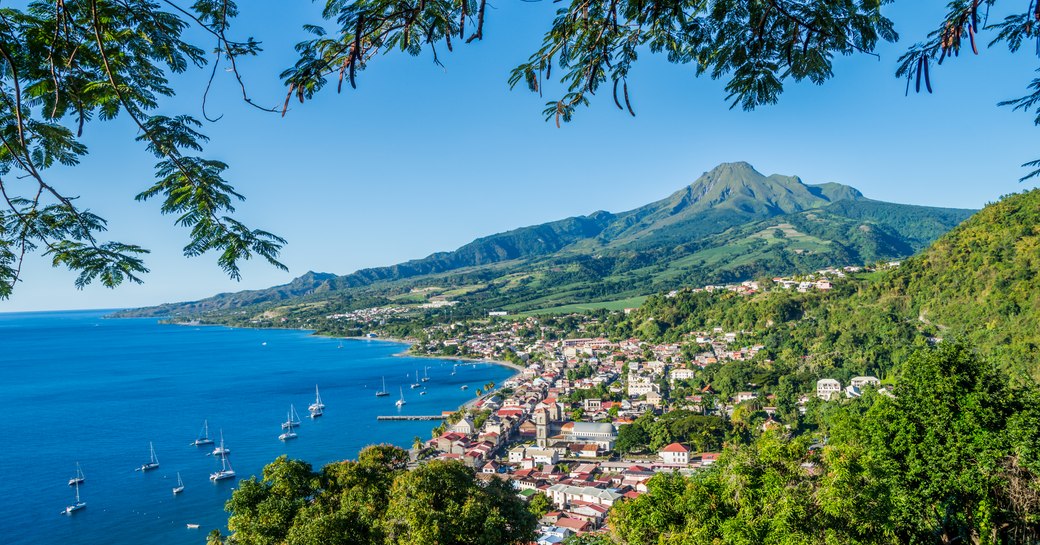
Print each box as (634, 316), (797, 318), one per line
(346, 265), (897, 540)
(412, 329), (877, 542)
(325, 305), (410, 322)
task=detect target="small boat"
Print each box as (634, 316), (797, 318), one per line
(308, 385), (324, 418)
(173, 472), (185, 494)
(421, 366), (430, 382)
(375, 376), (390, 397)
(186, 524), (200, 529)
(212, 430), (230, 456)
(62, 479), (86, 515)
(192, 420), (214, 446)
(420, 391), (427, 396)
(210, 439), (236, 481)
(278, 406), (299, 441)
(137, 442), (159, 472)
(337, 342), (343, 349)
(68, 462), (85, 486)
(410, 368), (421, 389)
(460, 385), (468, 391)
(395, 387), (406, 407)
(281, 404), (302, 429)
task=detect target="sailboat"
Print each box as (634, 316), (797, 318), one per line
(62, 479), (86, 515)
(395, 387), (406, 407)
(421, 366), (430, 382)
(281, 404), (302, 429)
(212, 429), (230, 456)
(173, 472), (185, 494)
(192, 420), (214, 446)
(410, 367), (421, 389)
(210, 439), (236, 481)
(375, 376), (390, 397)
(68, 462), (85, 486)
(137, 442), (159, 471)
(279, 406), (299, 441)
(308, 385), (324, 418)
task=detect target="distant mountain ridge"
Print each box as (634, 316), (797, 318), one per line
(114, 162), (977, 318)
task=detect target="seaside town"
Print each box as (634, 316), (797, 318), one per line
(344, 267), (896, 544)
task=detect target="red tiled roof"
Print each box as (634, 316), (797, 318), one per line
(660, 442), (690, 453)
(555, 518), (591, 531)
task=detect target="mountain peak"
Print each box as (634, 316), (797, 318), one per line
(670, 161), (863, 215)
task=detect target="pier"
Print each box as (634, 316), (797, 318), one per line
(376, 415), (447, 421)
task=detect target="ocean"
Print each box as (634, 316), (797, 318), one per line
(0, 310), (514, 545)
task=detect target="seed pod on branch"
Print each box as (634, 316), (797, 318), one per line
(915, 56), (922, 93)
(923, 55), (932, 93)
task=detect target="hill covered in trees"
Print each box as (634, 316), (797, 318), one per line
(115, 162), (973, 320)
(615, 188), (1040, 381)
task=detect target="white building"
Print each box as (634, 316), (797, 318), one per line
(670, 368), (696, 383)
(545, 484), (623, 509)
(658, 442), (690, 465)
(816, 378), (841, 400)
(850, 376), (881, 388)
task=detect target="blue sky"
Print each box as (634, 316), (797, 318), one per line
(5, 1), (1039, 312)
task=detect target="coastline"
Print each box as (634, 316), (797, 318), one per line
(168, 320), (520, 426)
(169, 320), (522, 416)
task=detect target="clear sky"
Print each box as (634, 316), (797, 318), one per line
(4, 2), (1038, 312)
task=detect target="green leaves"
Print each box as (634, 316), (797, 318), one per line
(221, 447), (534, 545)
(0, 0), (284, 299)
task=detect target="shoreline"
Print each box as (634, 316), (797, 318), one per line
(167, 320), (522, 415)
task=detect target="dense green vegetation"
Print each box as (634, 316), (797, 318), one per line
(616, 189), (1040, 381)
(213, 445), (535, 545)
(609, 344), (1040, 544)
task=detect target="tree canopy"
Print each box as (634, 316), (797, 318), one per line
(609, 344), (1040, 545)
(1, 0), (1038, 296)
(217, 444), (537, 545)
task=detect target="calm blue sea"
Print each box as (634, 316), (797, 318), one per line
(0, 310), (513, 545)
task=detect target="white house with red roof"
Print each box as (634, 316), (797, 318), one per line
(658, 442), (690, 465)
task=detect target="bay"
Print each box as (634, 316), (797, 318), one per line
(0, 310), (513, 545)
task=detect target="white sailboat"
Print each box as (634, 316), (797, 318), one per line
(410, 367), (421, 389)
(375, 376), (390, 397)
(137, 442), (159, 471)
(192, 420), (214, 446)
(68, 462), (85, 486)
(421, 366), (430, 382)
(62, 479), (86, 515)
(281, 404), (302, 429)
(210, 438), (236, 481)
(279, 406), (299, 441)
(173, 472), (185, 494)
(308, 385), (324, 418)
(212, 430), (230, 456)
(395, 387), (406, 407)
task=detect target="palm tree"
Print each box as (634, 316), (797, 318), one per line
(476, 388), (483, 397)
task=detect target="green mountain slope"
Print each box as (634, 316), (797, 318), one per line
(113, 162), (975, 318)
(615, 189), (1040, 379)
(878, 189), (1040, 367)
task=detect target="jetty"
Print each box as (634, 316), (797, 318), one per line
(376, 415), (446, 421)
